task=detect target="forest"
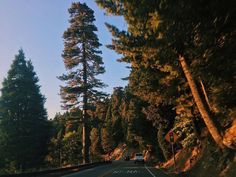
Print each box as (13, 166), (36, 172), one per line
(0, 1), (235, 177)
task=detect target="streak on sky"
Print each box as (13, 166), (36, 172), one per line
(0, 0), (129, 118)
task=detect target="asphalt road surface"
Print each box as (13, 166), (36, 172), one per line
(63, 161), (169, 177)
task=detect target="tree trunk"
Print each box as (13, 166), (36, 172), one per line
(178, 55), (225, 149)
(82, 41), (90, 163)
(199, 77), (212, 111)
(82, 110), (89, 163)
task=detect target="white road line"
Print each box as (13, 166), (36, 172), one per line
(98, 163), (123, 177)
(124, 167), (146, 169)
(145, 165), (156, 177)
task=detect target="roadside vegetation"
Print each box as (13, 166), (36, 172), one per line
(0, 1), (235, 176)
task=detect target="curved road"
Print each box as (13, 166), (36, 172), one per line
(63, 161), (169, 177)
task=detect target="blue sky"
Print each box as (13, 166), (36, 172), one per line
(0, 0), (129, 118)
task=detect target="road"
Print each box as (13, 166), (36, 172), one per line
(63, 161), (169, 177)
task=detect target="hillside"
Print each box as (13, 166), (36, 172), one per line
(159, 134), (236, 177)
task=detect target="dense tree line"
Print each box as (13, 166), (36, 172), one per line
(0, 1), (235, 175)
(46, 111), (83, 167)
(47, 87), (159, 166)
(96, 0), (235, 149)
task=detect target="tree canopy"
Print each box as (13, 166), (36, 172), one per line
(96, 0), (236, 149)
(0, 49), (50, 171)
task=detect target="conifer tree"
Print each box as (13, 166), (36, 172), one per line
(101, 128), (115, 154)
(101, 106), (115, 153)
(96, 0), (235, 149)
(59, 2), (106, 163)
(90, 128), (102, 160)
(0, 49), (49, 170)
(110, 87), (124, 145)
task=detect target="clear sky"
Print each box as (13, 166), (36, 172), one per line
(0, 0), (129, 119)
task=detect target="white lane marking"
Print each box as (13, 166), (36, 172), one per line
(113, 170), (122, 174)
(124, 167), (145, 169)
(145, 165), (156, 177)
(98, 163), (123, 177)
(127, 170), (138, 173)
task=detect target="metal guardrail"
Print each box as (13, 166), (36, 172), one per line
(0, 161), (112, 177)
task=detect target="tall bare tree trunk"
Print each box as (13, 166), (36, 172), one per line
(82, 41), (90, 163)
(82, 110), (89, 163)
(179, 55), (225, 149)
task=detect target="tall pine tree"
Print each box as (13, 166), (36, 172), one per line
(59, 2), (106, 163)
(0, 49), (49, 171)
(96, 0), (236, 149)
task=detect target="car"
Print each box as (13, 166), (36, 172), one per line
(134, 153), (145, 164)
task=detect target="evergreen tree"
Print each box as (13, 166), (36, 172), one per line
(101, 128), (115, 154)
(47, 131), (82, 167)
(0, 49), (49, 171)
(110, 87), (124, 145)
(121, 88), (158, 150)
(90, 128), (102, 161)
(101, 106), (115, 153)
(46, 111), (83, 167)
(96, 0), (236, 149)
(61, 131), (82, 165)
(90, 99), (109, 131)
(59, 2), (106, 163)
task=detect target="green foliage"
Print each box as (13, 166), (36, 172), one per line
(174, 91), (199, 148)
(97, 0), (235, 152)
(60, 2), (107, 163)
(46, 131), (82, 167)
(61, 132), (82, 165)
(157, 125), (171, 160)
(96, 0), (124, 15)
(59, 2), (107, 111)
(110, 87), (125, 145)
(101, 127), (115, 153)
(46, 137), (61, 167)
(174, 116), (197, 148)
(110, 87), (158, 151)
(92, 99), (109, 125)
(0, 49), (50, 171)
(90, 128), (102, 161)
(46, 111), (83, 167)
(100, 104), (115, 153)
